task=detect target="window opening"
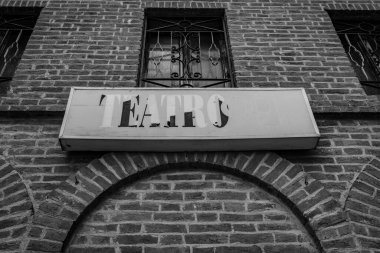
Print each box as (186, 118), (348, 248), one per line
(329, 11), (380, 95)
(140, 10), (234, 88)
(0, 8), (40, 93)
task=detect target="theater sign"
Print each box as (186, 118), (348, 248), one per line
(59, 88), (320, 151)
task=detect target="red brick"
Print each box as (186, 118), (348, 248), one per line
(119, 224), (142, 234)
(145, 247), (190, 253)
(242, 152), (266, 174)
(113, 153), (138, 175)
(0, 165), (16, 179)
(145, 192), (183, 201)
(27, 239), (62, 252)
(160, 235), (183, 245)
(33, 215), (72, 230)
(154, 213), (195, 222)
(189, 224), (232, 233)
(110, 213), (152, 222)
(207, 191), (247, 200)
(185, 234), (228, 244)
(196, 213), (218, 222)
(0, 241), (20, 251)
(116, 235), (158, 245)
(230, 233), (274, 244)
(129, 154), (148, 171)
(120, 246), (143, 253)
(220, 213), (263, 222)
(145, 224), (186, 233)
(101, 154), (126, 179)
(264, 245), (311, 253)
(321, 237), (356, 249)
(140, 153), (159, 169)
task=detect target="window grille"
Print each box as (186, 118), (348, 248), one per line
(140, 11), (234, 88)
(329, 11), (380, 95)
(0, 8), (40, 92)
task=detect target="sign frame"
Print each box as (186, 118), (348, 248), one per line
(59, 87), (320, 151)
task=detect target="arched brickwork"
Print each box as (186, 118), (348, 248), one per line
(66, 169), (319, 253)
(0, 157), (33, 253)
(25, 152), (347, 252)
(345, 158), (380, 251)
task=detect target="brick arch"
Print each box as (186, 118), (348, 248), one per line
(344, 158), (380, 251)
(0, 157), (34, 253)
(26, 152), (346, 252)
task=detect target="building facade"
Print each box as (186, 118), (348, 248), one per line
(0, 0), (379, 252)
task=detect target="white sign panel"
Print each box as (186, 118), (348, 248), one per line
(59, 88), (320, 151)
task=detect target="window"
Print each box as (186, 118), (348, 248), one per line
(329, 11), (380, 95)
(0, 8), (40, 93)
(139, 9), (234, 88)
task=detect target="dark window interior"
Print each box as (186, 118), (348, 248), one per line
(328, 10), (380, 95)
(0, 7), (41, 94)
(139, 9), (234, 88)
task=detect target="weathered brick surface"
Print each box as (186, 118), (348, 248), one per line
(0, 117), (103, 202)
(0, 0), (378, 252)
(0, 117), (377, 252)
(0, 161), (32, 253)
(66, 170), (318, 253)
(280, 118), (380, 205)
(0, 0), (378, 112)
(15, 150), (347, 252)
(344, 159), (380, 251)
(1, 117), (377, 210)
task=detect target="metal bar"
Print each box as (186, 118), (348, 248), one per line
(149, 17), (179, 26)
(139, 16), (148, 87)
(0, 28), (34, 31)
(147, 17), (183, 32)
(0, 77), (11, 83)
(191, 24), (223, 32)
(147, 17), (224, 32)
(201, 80), (231, 87)
(0, 16), (36, 30)
(144, 78), (230, 81)
(147, 24), (179, 32)
(222, 15), (235, 87)
(147, 31), (224, 33)
(199, 31), (202, 85)
(142, 16), (233, 88)
(358, 34), (380, 76)
(189, 18), (220, 25)
(361, 81), (380, 89)
(170, 31), (173, 87)
(337, 32), (380, 35)
(141, 79), (171, 87)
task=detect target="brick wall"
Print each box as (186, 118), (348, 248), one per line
(0, 115), (378, 252)
(0, 0), (379, 252)
(0, 117), (377, 207)
(0, 161), (33, 253)
(0, 117), (99, 202)
(281, 118), (380, 205)
(66, 170), (318, 253)
(0, 0), (378, 112)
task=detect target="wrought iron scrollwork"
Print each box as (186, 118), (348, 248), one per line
(142, 16), (232, 88)
(328, 11), (380, 94)
(208, 32), (220, 66)
(0, 12), (38, 79)
(335, 20), (380, 83)
(170, 32), (202, 82)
